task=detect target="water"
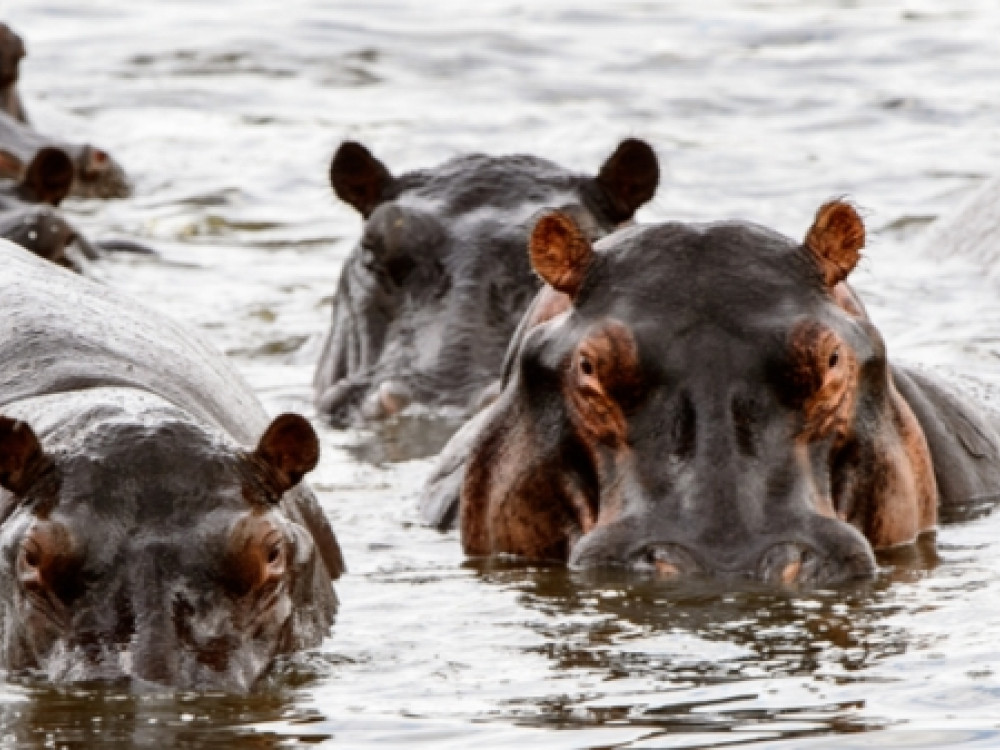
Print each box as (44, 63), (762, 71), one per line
(3, 1), (1000, 747)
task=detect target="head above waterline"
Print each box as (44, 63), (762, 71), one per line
(0, 407), (333, 691)
(314, 138), (660, 426)
(459, 200), (940, 585)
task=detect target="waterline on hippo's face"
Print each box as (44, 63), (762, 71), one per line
(439, 201), (1000, 586)
(0, 410), (330, 691)
(313, 137), (660, 426)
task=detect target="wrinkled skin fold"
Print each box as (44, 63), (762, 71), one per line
(0, 242), (343, 690)
(314, 138), (660, 425)
(421, 202), (1000, 586)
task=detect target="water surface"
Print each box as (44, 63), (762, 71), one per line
(3, 1), (1000, 747)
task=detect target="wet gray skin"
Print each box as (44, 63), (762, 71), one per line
(423, 207), (1000, 586)
(0, 23), (129, 200)
(0, 146), (102, 270)
(0, 242), (343, 691)
(313, 138), (659, 426)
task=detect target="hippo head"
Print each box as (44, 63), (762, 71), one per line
(69, 144), (130, 200)
(0, 410), (335, 690)
(314, 139), (659, 426)
(0, 147), (94, 270)
(464, 202), (939, 585)
(0, 23), (25, 90)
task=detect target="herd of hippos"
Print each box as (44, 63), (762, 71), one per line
(2, 21), (1000, 691)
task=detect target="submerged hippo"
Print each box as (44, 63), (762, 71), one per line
(0, 22), (28, 124)
(0, 22), (128, 199)
(314, 138), (660, 425)
(0, 241), (343, 690)
(421, 202), (1000, 585)
(0, 145), (102, 269)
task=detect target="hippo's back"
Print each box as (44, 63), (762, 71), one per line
(0, 240), (266, 443)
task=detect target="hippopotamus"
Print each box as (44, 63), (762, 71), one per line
(314, 138), (660, 426)
(0, 22), (28, 124)
(0, 22), (129, 199)
(0, 145), (102, 269)
(0, 240), (343, 690)
(420, 201), (1000, 585)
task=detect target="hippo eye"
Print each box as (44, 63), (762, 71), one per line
(829, 349), (840, 369)
(267, 541), (283, 566)
(579, 356), (595, 377)
(21, 540), (40, 569)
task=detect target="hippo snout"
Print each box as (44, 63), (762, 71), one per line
(361, 380), (413, 420)
(570, 518), (877, 586)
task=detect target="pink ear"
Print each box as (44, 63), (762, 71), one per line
(0, 416), (47, 495)
(804, 200), (865, 286)
(529, 211), (595, 299)
(253, 413), (320, 493)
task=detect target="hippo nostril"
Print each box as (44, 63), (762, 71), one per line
(378, 380), (411, 416)
(360, 380), (412, 420)
(634, 544), (702, 577)
(758, 543), (819, 585)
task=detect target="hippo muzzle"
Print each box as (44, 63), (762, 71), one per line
(569, 513), (877, 586)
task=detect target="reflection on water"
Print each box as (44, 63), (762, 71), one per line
(342, 413), (467, 465)
(4, 0), (1000, 747)
(0, 682), (329, 748)
(468, 561), (911, 743)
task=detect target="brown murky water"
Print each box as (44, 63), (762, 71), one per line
(4, 1), (1000, 747)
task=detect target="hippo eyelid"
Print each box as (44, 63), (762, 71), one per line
(21, 538), (41, 568)
(264, 530), (284, 564)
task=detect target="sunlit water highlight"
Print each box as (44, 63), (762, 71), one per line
(3, 1), (1000, 747)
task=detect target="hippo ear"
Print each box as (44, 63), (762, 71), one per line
(594, 138), (659, 223)
(253, 414), (320, 494)
(18, 147), (75, 207)
(804, 200), (865, 286)
(529, 210), (595, 299)
(0, 417), (48, 496)
(329, 141), (393, 218)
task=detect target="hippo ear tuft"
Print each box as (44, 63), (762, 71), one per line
(594, 138), (659, 223)
(0, 416), (47, 496)
(254, 414), (320, 494)
(19, 147), (75, 207)
(329, 141), (393, 218)
(529, 210), (595, 299)
(804, 200), (865, 286)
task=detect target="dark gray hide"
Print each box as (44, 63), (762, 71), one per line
(314, 139), (659, 426)
(0, 241), (343, 690)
